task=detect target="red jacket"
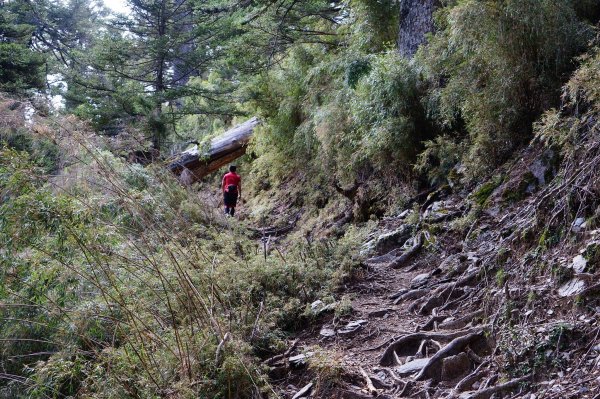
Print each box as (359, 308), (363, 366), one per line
(222, 172), (241, 193)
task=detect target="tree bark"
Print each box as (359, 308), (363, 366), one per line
(398, 0), (440, 58)
(167, 117), (260, 184)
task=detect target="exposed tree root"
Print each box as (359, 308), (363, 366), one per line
(389, 288), (409, 300)
(417, 315), (448, 332)
(379, 328), (484, 366)
(394, 288), (429, 305)
(438, 289), (474, 312)
(452, 361), (490, 393)
(415, 331), (486, 381)
(391, 232), (424, 269)
(447, 269), (478, 290)
(419, 286), (465, 315)
(458, 374), (532, 399)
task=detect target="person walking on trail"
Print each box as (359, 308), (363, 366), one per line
(222, 165), (241, 216)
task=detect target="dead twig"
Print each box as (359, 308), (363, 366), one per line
(359, 366), (378, 396)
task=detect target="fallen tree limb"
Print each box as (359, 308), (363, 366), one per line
(262, 339), (299, 366)
(359, 366), (379, 395)
(215, 332), (231, 367)
(167, 117), (260, 184)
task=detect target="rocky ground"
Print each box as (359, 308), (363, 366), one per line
(264, 128), (600, 398)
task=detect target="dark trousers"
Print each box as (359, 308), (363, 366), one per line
(224, 191), (238, 216)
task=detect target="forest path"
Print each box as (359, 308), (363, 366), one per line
(268, 194), (501, 399)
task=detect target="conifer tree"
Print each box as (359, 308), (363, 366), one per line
(0, 0), (45, 93)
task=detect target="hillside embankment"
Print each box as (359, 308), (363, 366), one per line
(261, 59), (600, 399)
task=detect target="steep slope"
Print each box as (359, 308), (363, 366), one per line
(264, 51), (600, 399)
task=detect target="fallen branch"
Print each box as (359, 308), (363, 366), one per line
(168, 117), (260, 183)
(215, 332), (231, 367)
(359, 366), (378, 396)
(263, 339), (299, 366)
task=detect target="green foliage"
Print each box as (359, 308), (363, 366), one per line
(345, 58), (371, 89)
(418, 0), (593, 176)
(349, 0), (399, 51)
(0, 118), (365, 397)
(415, 135), (464, 185)
(471, 175), (503, 206)
(351, 52), (432, 171)
(0, 2), (45, 93)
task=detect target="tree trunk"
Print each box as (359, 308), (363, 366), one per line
(398, 0), (440, 58)
(167, 117), (260, 184)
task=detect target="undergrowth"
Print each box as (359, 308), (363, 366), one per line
(0, 106), (364, 398)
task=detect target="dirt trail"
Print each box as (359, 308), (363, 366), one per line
(268, 183), (600, 399)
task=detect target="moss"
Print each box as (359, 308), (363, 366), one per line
(495, 268), (507, 287)
(582, 242), (600, 272)
(472, 175), (503, 206)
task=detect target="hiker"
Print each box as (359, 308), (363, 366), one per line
(222, 165), (241, 216)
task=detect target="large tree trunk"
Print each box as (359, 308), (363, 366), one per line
(167, 117), (260, 184)
(398, 0), (440, 58)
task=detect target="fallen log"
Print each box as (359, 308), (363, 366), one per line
(167, 117), (260, 184)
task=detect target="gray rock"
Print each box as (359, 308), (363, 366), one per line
(572, 255), (587, 273)
(411, 273), (430, 288)
(441, 352), (471, 381)
(311, 300), (324, 312)
(320, 327), (336, 337)
(289, 352), (314, 367)
(338, 320), (367, 335)
(369, 225), (412, 254)
(558, 278), (586, 297)
(292, 382), (313, 399)
(572, 217), (586, 232)
(398, 209), (411, 218)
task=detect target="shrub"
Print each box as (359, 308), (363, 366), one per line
(418, 0), (593, 177)
(351, 51), (433, 172)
